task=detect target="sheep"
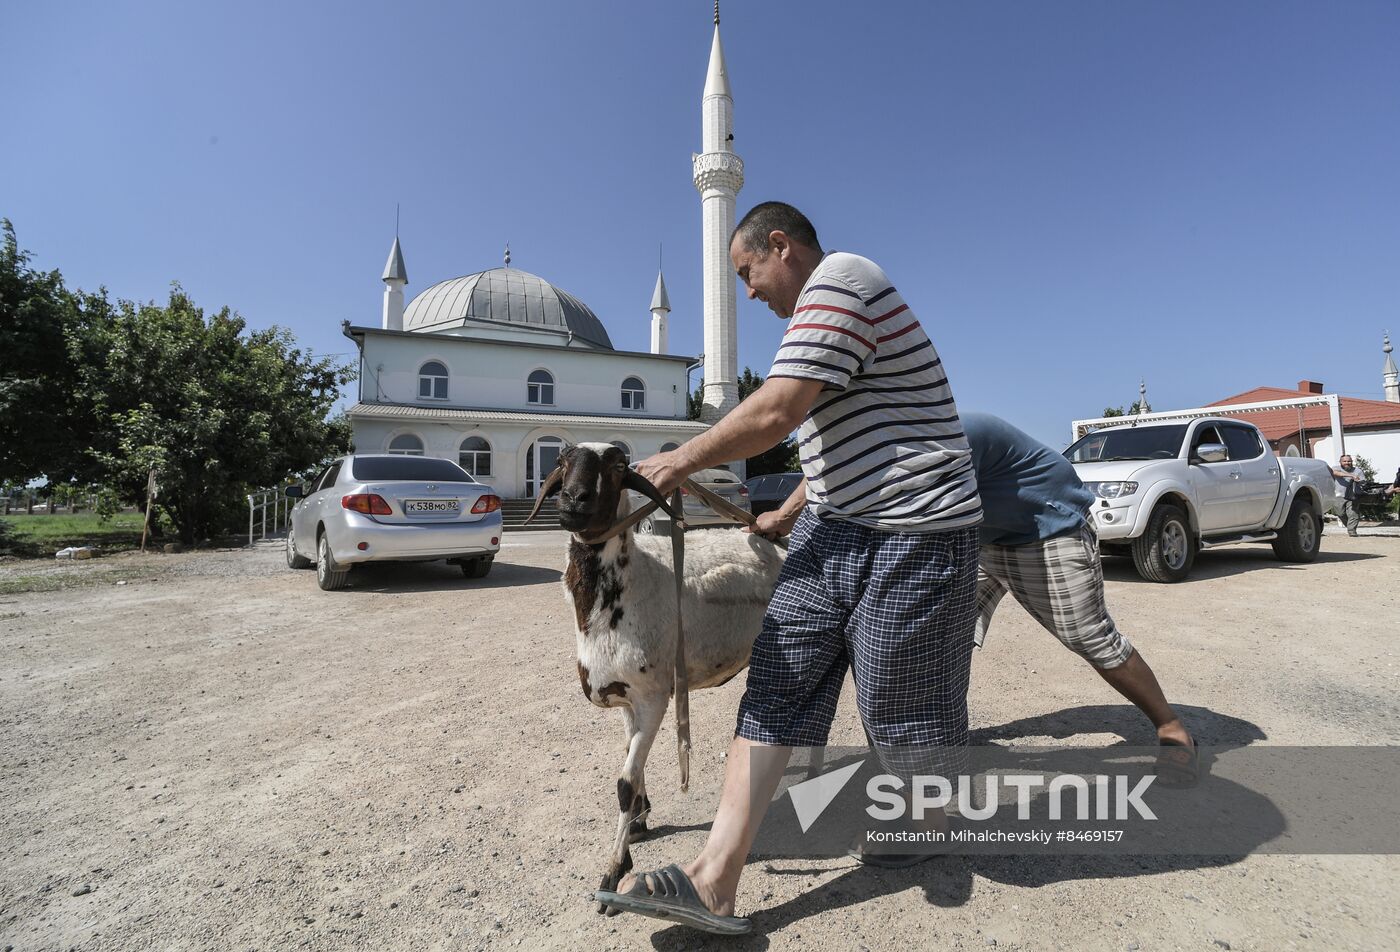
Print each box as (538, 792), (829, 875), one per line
(527, 442), (786, 910)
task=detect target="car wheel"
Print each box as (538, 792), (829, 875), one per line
(1272, 498), (1321, 563)
(286, 528), (313, 569)
(1131, 504), (1196, 583)
(316, 532), (350, 591)
(460, 556), (493, 579)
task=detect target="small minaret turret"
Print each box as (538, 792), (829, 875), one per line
(1136, 379), (1151, 415)
(381, 236), (408, 331)
(1384, 332), (1399, 403)
(650, 268), (671, 355)
(693, 0), (743, 422)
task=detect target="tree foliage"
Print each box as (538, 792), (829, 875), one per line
(685, 366), (800, 476)
(0, 221), (352, 544)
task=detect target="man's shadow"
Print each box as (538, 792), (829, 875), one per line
(649, 703), (1270, 951)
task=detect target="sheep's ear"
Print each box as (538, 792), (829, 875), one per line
(622, 467), (677, 519)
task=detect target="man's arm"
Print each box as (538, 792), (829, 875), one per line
(635, 377), (826, 495)
(746, 477), (809, 539)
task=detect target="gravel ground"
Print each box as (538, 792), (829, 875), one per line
(1, 530), (1396, 951)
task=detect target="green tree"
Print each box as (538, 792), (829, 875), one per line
(1101, 397), (1150, 419)
(86, 285), (353, 544)
(0, 220), (107, 484)
(686, 367), (799, 476)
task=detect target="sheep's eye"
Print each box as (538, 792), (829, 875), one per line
(614, 463), (627, 472)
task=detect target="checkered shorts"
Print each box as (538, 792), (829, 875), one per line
(975, 523), (1134, 669)
(735, 510), (980, 751)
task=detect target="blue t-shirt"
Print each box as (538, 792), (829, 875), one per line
(963, 412), (1094, 547)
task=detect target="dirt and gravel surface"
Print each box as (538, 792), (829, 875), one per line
(1, 528), (1396, 951)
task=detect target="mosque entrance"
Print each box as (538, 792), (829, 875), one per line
(525, 437), (564, 497)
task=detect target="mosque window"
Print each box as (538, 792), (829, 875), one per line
(610, 440), (632, 463)
(528, 369), (555, 405)
(418, 361), (448, 400)
(621, 376), (646, 411)
(388, 433), (425, 456)
(459, 436), (492, 478)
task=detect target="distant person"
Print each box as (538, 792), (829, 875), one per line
(962, 412), (1197, 782)
(1329, 455), (1364, 537)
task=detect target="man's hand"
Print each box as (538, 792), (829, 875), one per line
(633, 451), (689, 497)
(746, 509), (797, 540)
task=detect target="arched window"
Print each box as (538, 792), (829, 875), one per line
(610, 440), (632, 463)
(660, 441), (681, 453)
(621, 376), (646, 411)
(418, 361), (448, 400)
(527, 369), (554, 405)
(459, 436), (492, 478)
(388, 434), (425, 456)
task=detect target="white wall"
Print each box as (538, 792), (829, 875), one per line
(358, 332), (691, 419)
(1313, 430), (1400, 481)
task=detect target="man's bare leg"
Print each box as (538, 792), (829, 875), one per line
(615, 735), (791, 916)
(1095, 649), (1192, 747)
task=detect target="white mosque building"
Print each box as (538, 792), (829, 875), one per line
(342, 8), (744, 498)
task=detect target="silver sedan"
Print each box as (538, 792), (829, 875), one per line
(285, 454), (503, 590)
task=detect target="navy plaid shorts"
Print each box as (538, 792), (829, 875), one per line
(736, 510), (980, 750)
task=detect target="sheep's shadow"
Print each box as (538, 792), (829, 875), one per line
(645, 703), (1270, 951)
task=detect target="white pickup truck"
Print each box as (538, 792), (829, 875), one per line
(1065, 417), (1336, 582)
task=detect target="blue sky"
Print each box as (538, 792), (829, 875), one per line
(5, 0), (1398, 447)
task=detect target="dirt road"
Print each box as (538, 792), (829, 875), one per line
(1, 531), (1396, 951)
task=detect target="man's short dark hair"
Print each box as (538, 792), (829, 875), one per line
(732, 202), (822, 254)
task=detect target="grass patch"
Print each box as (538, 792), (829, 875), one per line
(0, 513), (148, 560)
(0, 564), (152, 596)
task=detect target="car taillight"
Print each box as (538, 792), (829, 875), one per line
(738, 486), (749, 496)
(471, 494), (501, 514)
(342, 493), (392, 515)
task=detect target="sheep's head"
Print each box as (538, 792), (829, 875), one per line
(527, 443), (675, 536)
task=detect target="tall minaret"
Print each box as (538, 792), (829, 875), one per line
(1384, 332), (1399, 403)
(1136, 379), (1151, 414)
(692, 1), (743, 423)
(650, 269), (671, 354)
(381, 236), (407, 331)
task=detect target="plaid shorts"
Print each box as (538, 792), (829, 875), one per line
(975, 523), (1134, 669)
(736, 510), (980, 750)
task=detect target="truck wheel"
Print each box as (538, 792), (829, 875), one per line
(316, 532), (351, 591)
(1272, 498), (1321, 563)
(1132, 504), (1196, 583)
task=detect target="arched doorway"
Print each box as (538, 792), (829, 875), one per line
(525, 436), (565, 497)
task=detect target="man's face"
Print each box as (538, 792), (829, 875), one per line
(730, 232), (808, 319)
(1341, 456), (1354, 469)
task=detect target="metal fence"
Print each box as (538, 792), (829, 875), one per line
(247, 488), (291, 546)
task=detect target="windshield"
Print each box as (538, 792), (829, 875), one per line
(1064, 425), (1189, 463)
(350, 456), (476, 482)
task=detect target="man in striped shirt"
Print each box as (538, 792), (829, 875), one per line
(600, 202), (980, 934)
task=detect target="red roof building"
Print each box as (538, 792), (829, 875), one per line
(1207, 379), (1400, 461)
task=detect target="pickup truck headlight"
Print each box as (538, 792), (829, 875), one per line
(1084, 480), (1139, 499)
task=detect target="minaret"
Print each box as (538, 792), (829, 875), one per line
(692, 1), (743, 422)
(381, 236), (407, 331)
(650, 269), (671, 355)
(1136, 379), (1150, 414)
(1384, 332), (1399, 403)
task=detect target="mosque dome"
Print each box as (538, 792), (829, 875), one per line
(402, 268), (613, 350)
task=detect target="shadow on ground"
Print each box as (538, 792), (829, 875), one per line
(339, 558), (561, 593)
(1101, 546), (1383, 583)
(640, 703), (1269, 950)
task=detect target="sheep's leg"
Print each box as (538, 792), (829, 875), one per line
(619, 706), (654, 843)
(597, 697), (666, 915)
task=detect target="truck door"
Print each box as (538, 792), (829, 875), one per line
(1220, 423), (1278, 526)
(1186, 424), (1245, 532)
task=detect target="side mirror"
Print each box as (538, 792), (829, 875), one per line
(1194, 443), (1228, 464)
(284, 485), (305, 499)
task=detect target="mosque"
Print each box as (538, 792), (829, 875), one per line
(342, 8), (744, 498)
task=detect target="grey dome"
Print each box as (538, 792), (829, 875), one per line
(402, 268), (613, 349)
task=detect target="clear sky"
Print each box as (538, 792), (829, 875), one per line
(5, 0), (1398, 448)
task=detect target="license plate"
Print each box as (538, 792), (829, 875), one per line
(405, 499), (460, 513)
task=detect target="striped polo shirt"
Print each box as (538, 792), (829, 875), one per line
(767, 252), (981, 533)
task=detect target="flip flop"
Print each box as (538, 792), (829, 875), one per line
(594, 864), (752, 936)
(1156, 737), (1200, 788)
